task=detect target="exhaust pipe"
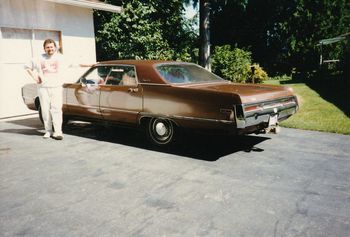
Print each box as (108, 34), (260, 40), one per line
(269, 125), (281, 134)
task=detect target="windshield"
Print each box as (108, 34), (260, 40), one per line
(156, 63), (225, 84)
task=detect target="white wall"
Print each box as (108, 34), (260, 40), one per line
(0, 0), (97, 118)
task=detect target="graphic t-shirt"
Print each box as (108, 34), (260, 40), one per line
(27, 53), (65, 88)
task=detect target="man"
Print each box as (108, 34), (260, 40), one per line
(25, 39), (65, 140)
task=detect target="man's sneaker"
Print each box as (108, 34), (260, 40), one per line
(43, 131), (52, 139)
(52, 132), (64, 140)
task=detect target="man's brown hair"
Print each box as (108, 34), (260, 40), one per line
(43, 39), (56, 48)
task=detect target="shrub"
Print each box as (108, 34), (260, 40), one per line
(246, 64), (269, 83)
(211, 45), (252, 83)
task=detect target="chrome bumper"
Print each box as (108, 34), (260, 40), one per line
(235, 96), (299, 129)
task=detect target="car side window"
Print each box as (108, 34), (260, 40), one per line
(105, 65), (137, 86)
(157, 65), (190, 83)
(105, 68), (123, 85)
(80, 66), (108, 85)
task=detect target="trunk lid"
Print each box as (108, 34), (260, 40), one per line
(184, 82), (294, 104)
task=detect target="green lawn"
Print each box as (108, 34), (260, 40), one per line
(264, 79), (350, 135)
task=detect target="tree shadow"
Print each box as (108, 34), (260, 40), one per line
(285, 71), (350, 117)
(4, 117), (42, 129)
(306, 78), (350, 117)
(0, 117), (43, 136)
(0, 128), (42, 136)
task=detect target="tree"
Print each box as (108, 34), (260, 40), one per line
(185, 0), (233, 70)
(199, 0), (211, 70)
(94, 0), (197, 61)
(279, 0), (350, 72)
(210, 0), (350, 74)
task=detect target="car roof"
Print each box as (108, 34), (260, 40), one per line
(96, 60), (175, 66)
(94, 60), (189, 84)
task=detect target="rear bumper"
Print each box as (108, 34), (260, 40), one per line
(21, 84), (38, 111)
(235, 96), (299, 129)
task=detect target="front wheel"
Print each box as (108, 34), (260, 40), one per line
(147, 118), (175, 146)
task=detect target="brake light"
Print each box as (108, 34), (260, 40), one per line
(244, 105), (262, 112)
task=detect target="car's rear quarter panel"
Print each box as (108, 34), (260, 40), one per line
(141, 84), (238, 129)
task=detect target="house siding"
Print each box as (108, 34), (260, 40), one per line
(0, 0), (97, 118)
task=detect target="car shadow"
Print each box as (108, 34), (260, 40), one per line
(2, 118), (270, 161)
(64, 121), (270, 162)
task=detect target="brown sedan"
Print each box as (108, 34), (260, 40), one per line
(22, 60), (298, 146)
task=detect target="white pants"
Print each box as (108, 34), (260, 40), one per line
(38, 86), (63, 134)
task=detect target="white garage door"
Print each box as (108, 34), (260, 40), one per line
(0, 27), (61, 119)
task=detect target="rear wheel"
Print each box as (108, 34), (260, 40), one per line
(147, 118), (175, 146)
(38, 105), (44, 124)
(62, 116), (69, 130)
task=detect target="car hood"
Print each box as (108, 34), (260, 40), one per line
(184, 82), (294, 104)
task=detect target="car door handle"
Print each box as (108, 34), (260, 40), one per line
(128, 88), (139, 93)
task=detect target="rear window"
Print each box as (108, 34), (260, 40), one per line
(156, 63), (225, 84)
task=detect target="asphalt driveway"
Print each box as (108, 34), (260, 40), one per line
(1, 116), (350, 237)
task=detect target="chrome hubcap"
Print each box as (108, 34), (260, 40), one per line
(155, 122), (167, 136)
